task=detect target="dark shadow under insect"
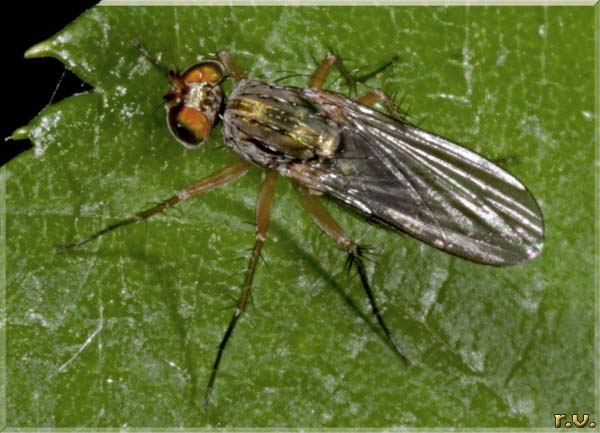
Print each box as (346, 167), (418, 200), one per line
(57, 45), (544, 411)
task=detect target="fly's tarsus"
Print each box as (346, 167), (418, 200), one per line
(201, 170), (278, 411)
(344, 244), (378, 272)
(54, 216), (137, 253)
(349, 247), (411, 365)
(55, 161), (251, 254)
(54, 198), (177, 253)
(56, 195), (186, 252)
(295, 185), (410, 365)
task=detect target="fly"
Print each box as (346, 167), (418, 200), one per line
(56, 46), (545, 410)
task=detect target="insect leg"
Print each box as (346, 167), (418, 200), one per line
(308, 52), (337, 89)
(294, 185), (410, 364)
(55, 160), (251, 252)
(217, 51), (245, 84)
(356, 89), (404, 121)
(310, 51), (398, 94)
(354, 54), (399, 83)
(323, 46), (358, 95)
(202, 169), (278, 411)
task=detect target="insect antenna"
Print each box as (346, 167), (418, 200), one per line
(132, 40), (172, 76)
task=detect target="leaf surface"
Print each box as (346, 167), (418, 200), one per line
(4, 5), (597, 427)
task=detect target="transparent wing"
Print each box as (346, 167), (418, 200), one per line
(291, 88), (544, 266)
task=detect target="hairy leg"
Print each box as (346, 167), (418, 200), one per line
(308, 52), (338, 90)
(202, 169), (279, 411)
(218, 51), (246, 84)
(56, 160), (251, 252)
(294, 185), (409, 364)
(356, 88), (404, 121)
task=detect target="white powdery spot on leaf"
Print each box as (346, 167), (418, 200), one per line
(418, 265), (450, 321)
(419, 288), (438, 321)
(538, 24), (546, 37)
(507, 393), (536, 418)
(119, 103), (138, 120)
(459, 348), (485, 373)
(115, 85), (127, 96)
(26, 309), (50, 328)
(31, 112), (64, 157)
(347, 334), (370, 360)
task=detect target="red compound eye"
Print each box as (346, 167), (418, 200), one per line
(182, 61), (223, 84)
(168, 106), (210, 147)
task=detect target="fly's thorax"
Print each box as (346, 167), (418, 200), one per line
(165, 60), (224, 148)
(222, 80), (340, 168)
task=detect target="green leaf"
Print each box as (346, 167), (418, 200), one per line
(3, 5), (597, 428)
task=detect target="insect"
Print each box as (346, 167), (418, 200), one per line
(57, 45), (545, 410)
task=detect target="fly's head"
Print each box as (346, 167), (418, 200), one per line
(164, 60), (224, 148)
